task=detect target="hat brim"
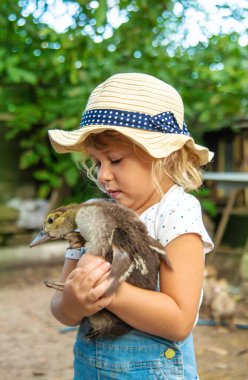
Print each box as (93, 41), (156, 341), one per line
(48, 125), (214, 166)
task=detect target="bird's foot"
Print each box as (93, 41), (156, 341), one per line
(44, 280), (64, 291)
(66, 232), (85, 249)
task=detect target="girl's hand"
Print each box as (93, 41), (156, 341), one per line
(60, 256), (114, 323)
(77, 254), (111, 285)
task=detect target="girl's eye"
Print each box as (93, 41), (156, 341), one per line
(111, 158), (122, 164)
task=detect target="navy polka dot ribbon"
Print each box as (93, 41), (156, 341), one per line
(80, 109), (190, 136)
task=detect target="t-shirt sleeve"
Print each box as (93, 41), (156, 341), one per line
(157, 195), (214, 254)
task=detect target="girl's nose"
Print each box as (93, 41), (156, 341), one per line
(98, 164), (113, 184)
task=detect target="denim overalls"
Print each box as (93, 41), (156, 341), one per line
(73, 321), (199, 379)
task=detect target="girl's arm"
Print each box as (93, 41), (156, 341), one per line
(107, 233), (205, 342)
(50, 255), (114, 326)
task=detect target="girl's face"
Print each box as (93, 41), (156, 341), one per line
(87, 138), (162, 215)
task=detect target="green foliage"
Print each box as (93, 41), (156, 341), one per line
(0, 0), (247, 201)
(192, 188), (218, 217)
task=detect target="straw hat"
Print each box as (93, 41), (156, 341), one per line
(48, 73), (213, 165)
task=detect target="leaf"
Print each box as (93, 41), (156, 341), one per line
(35, 143), (50, 157)
(33, 170), (50, 181)
(19, 150), (40, 169)
(94, 0), (107, 26)
(34, 170), (61, 188)
(201, 199), (218, 217)
(64, 166), (80, 187)
(38, 183), (51, 199)
(6, 67), (37, 84)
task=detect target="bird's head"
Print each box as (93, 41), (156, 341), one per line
(30, 205), (80, 247)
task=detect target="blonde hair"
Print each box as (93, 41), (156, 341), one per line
(152, 146), (203, 193)
(80, 131), (203, 194)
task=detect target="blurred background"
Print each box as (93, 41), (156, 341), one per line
(0, 1), (247, 379)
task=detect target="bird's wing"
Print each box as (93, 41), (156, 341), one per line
(105, 242), (133, 297)
(147, 236), (173, 270)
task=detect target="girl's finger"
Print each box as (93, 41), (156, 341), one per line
(67, 259), (106, 281)
(67, 261), (111, 296)
(86, 277), (115, 305)
(80, 261), (111, 289)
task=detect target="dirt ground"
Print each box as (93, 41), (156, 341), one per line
(0, 265), (247, 380)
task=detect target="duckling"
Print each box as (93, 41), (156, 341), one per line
(30, 203), (85, 249)
(202, 265), (218, 318)
(210, 278), (236, 329)
(30, 200), (172, 338)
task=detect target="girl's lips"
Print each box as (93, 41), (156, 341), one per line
(107, 190), (121, 199)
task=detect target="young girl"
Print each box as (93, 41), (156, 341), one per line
(48, 73), (214, 379)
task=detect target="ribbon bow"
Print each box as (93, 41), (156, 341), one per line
(150, 112), (190, 136)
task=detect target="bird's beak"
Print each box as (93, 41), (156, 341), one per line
(30, 229), (52, 247)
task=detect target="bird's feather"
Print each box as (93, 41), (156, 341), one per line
(30, 200), (172, 338)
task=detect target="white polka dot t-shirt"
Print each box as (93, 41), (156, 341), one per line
(140, 185), (213, 326)
(140, 184), (213, 253)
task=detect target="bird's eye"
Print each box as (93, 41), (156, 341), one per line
(47, 217), (54, 224)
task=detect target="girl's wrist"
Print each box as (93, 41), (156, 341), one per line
(51, 292), (85, 326)
(62, 294), (87, 323)
(107, 281), (126, 312)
